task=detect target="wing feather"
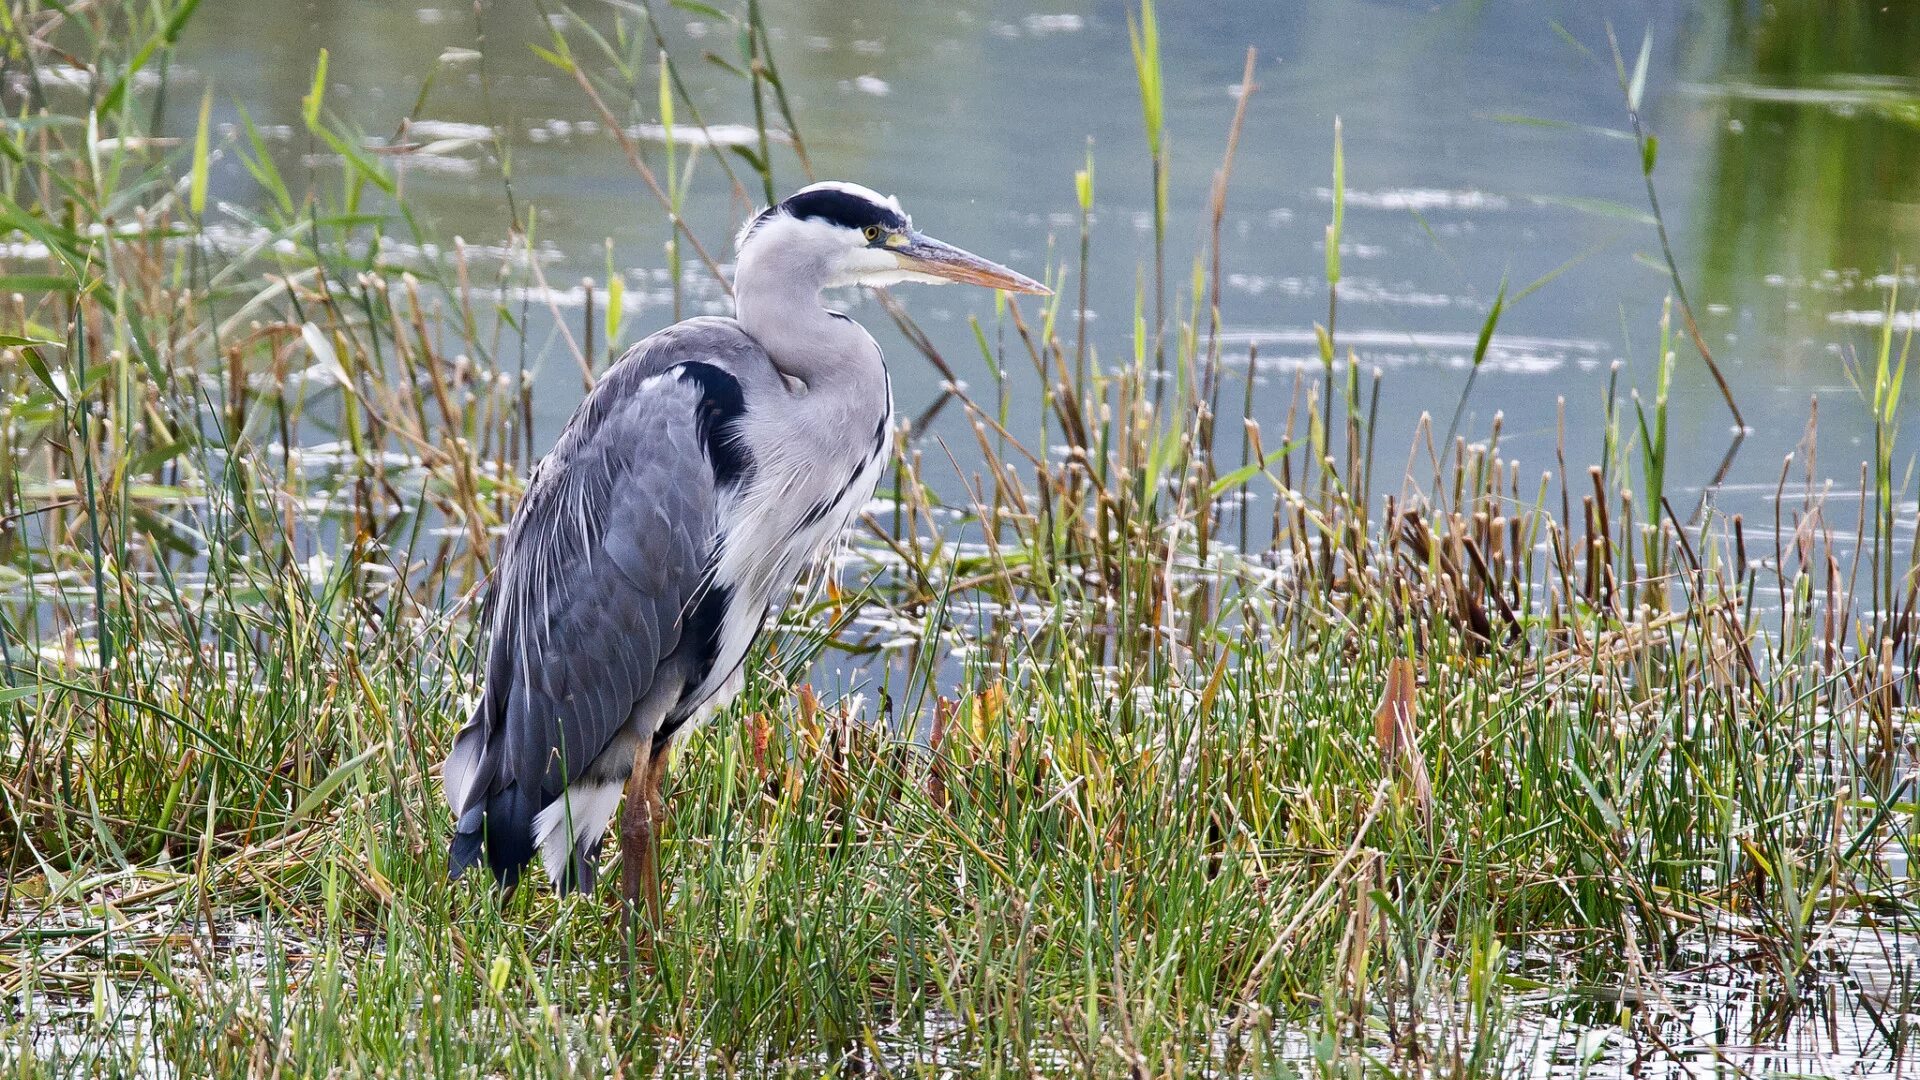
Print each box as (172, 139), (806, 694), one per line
(443, 318), (762, 887)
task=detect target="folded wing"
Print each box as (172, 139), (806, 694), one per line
(443, 321), (761, 888)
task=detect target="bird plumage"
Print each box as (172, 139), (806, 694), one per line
(445, 314), (890, 890)
(443, 180), (1044, 899)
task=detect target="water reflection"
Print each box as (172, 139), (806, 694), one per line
(1692, 0), (1920, 375)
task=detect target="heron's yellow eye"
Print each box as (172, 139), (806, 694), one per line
(863, 226), (882, 243)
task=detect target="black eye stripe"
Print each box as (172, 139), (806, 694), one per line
(782, 188), (907, 234)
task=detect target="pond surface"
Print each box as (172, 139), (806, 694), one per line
(160, 0), (1920, 520)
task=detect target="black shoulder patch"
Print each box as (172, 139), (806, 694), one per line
(678, 362), (752, 488)
(782, 187), (907, 233)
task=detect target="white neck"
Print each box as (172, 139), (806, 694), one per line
(732, 217), (881, 389)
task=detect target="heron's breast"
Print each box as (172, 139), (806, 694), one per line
(763, 428), (889, 584)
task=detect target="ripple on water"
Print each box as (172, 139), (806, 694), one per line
(1315, 187), (1513, 212)
(1220, 327), (1611, 375)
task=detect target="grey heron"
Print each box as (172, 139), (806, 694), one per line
(442, 181), (1049, 911)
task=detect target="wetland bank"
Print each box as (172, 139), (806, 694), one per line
(4, 0), (1920, 1075)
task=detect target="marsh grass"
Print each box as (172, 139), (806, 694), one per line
(1, 1), (1918, 1075)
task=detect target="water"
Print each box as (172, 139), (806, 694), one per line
(13, 907), (1913, 1076)
(155, 0), (1920, 517)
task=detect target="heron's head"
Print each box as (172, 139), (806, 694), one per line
(735, 181), (1050, 296)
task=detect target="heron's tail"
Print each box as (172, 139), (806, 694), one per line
(448, 785), (536, 888)
(443, 710), (536, 888)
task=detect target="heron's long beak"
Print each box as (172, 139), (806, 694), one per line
(890, 232), (1051, 295)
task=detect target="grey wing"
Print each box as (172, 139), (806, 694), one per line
(443, 320), (761, 887)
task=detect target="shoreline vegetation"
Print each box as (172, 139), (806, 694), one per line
(3, 1), (1917, 1075)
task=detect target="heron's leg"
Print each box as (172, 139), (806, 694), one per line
(642, 747), (672, 921)
(618, 741), (656, 913)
